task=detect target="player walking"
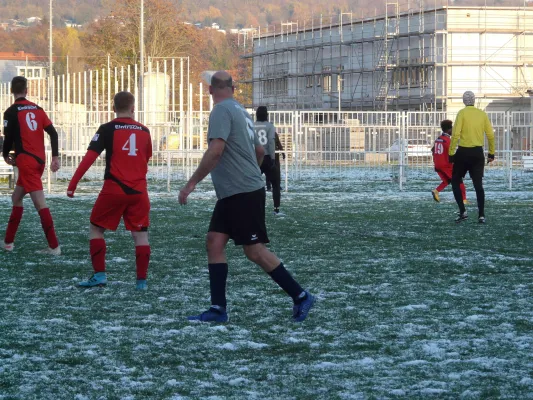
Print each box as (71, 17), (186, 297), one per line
(67, 92), (152, 289)
(179, 71), (315, 323)
(2, 76), (61, 254)
(255, 106), (283, 215)
(431, 120), (467, 203)
(449, 91), (495, 223)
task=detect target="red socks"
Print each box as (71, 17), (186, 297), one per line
(89, 241), (149, 279)
(4, 206), (23, 244)
(38, 208), (59, 249)
(135, 245), (151, 280)
(436, 182), (448, 192)
(90, 238), (106, 273)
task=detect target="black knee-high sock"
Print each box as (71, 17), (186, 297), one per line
(452, 179), (466, 214)
(473, 178), (485, 217)
(268, 263), (305, 303)
(209, 263), (228, 309)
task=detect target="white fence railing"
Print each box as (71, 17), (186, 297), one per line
(24, 110), (531, 193)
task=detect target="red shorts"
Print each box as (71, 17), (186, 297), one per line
(16, 154), (45, 193)
(90, 191), (150, 231)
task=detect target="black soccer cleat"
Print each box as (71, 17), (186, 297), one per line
(455, 212), (468, 223)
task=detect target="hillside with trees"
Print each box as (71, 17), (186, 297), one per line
(0, 0), (528, 29)
(0, 0), (527, 105)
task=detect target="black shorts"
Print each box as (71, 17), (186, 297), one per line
(208, 188), (269, 246)
(452, 146), (485, 182)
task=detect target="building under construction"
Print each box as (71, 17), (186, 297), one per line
(242, 3), (533, 112)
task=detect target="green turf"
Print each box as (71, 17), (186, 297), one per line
(0, 174), (532, 399)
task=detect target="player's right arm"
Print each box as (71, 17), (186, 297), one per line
(449, 111), (463, 157)
(179, 106), (230, 205)
(2, 109), (16, 165)
(67, 127), (105, 197)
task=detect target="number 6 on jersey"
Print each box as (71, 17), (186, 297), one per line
(122, 133), (138, 156)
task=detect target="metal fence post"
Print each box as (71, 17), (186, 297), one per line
(399, 111), (406, 190)
(507, 112), (513, 190)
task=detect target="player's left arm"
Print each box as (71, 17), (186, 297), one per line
(44, 123), (60, 172)
(179, 138), (225, 205)
(275, 132), (286, 160)
(485, 114), (495, 161)
(255, 143), (265, 167)
(275, 132), (284, 151)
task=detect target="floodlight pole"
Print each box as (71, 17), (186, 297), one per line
(526, 89), (533, 154)
(48, 0), (53, 113)
(139, 0), (145, 123)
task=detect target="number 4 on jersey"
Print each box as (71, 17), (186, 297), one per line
(122, 133), (138, 156)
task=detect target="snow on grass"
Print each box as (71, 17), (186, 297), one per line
(0, 170), (533, 398)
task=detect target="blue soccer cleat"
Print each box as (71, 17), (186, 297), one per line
(188, 306), (228, 323)
(78, 272), (107, 288)
(293, 292), (316, 322)
(136, 279), (147, 290)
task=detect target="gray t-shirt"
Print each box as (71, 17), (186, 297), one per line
(208, 98), (264, 199)
(254, 121), (276, 157)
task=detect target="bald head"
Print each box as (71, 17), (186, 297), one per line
(209, 70), (234, 103)
(211, 71), (233, 89)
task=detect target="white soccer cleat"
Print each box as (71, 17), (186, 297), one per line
(2, 241), (14, 252)
(37, 246), (61, 256)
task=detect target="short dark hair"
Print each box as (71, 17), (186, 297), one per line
(256, 106), (268, 122)
(11, 76), (27, 95)
(113, 91), (135, 112)
(440, 119), (453, 132)
(211, 75), (232, 89)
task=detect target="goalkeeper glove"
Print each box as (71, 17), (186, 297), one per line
(487, 154), (495, 163)
(448, 155), (455, 164)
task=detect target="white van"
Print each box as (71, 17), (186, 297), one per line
(386, 138), (432, 160)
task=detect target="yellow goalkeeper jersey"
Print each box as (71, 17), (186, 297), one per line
(449, 106), (495, 156)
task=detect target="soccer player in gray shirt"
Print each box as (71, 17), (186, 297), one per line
(179, 70), (315, 323)
(255, 106), (282, 215)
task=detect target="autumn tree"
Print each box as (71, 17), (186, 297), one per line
(82, 0), (199, 70)
(53, 28), (85, 75)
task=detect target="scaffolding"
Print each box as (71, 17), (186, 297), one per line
(242, 1), (533, 112)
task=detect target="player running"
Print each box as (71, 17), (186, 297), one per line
(431, 119), (467, 204)
(67, 92), (152, 289)
(2, 76), (61, 254)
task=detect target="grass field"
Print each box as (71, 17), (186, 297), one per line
(1, 170), (533, 399)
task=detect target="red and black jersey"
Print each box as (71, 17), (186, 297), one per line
(2, 97), (58, 164)
(89, 117), (152, 195)
(433, 132), (452, 171)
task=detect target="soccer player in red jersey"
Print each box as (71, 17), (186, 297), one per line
(2, 76), (61, 254)
(67, 92), (152, 290)
(431, 119), (467, 203)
